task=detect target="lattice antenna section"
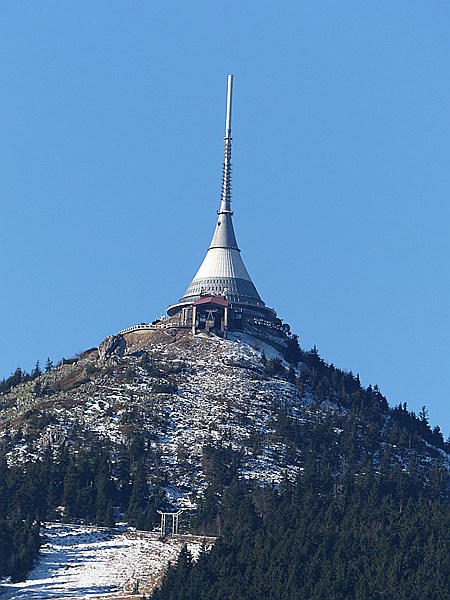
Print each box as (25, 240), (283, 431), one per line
(219, 74), (233, 214)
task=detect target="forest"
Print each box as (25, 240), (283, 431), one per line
(151, 467), (450, 600)
(0, 340), (449, 595)
(149, 344), (450, 598)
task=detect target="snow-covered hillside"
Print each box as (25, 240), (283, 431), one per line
(0, 329), (317, 502)
(2, 523), (209, 599)
(1, 327), (448, 507)
(1, 326), (449, 596)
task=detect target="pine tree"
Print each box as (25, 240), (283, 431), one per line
(126, 461), (149, 528)
(284, 334), (302, 366)
(31, 361), (42, 379)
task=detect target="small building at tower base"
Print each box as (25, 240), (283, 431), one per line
(167, 294), (281, 338)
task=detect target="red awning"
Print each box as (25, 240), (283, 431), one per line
(194, 295), (229, 307)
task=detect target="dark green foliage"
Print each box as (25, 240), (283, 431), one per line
(141, 352), (160, 376)
(152, 467), (450, 600)
(202, 444), (241, 491)
(0, 359), (53, 394)
(150, 344), (450, 599)
(284, 334), (302, 366)
(391, 402), (447, 451)
(0, 365), (40, 393)
(152, 380), (178, 394)
(1, 336), (449, 591)
(0, 517), (41, 582)
(0, 445), (119, 580)
(31, 361), (42, 378)
(140, 352), (179, 393)
(194, 444), (242, 536)
(0, 427), (175, 582)
(125, 460), (167, 530)
(296, 346), (449, 453)
(0, 455), (47, 581)
(287, 366), (296, 383)
(151, 545), (194, 600)
(62, 448), (118, 525)
(0, 367), (26, 392)
(264, 357), (286, 378)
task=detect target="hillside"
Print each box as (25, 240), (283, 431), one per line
(0, 326), (449, 597)
(2, 523), (210, 599)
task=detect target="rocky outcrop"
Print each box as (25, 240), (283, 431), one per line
(97, 334), (126, 362)
(40, 424), (66, 450)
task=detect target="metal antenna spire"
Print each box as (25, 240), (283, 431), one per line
(220, 74), (233, 213)
(167, 73), (277, 323)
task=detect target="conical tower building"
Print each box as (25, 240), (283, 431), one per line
(167, 75), (277, 334)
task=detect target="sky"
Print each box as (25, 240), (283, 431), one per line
(1, 2), (449, 436)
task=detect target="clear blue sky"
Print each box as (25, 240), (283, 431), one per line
(1, 2), (449, 436)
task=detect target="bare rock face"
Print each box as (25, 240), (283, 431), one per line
(40, 424), (66, 450)
(98, 334), (126, 362)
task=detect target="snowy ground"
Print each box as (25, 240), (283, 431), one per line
(1, 523), (208, 599)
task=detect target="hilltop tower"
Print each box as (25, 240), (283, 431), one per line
(167, 75), (279, 336)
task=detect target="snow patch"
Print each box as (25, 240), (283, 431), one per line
(1, 523), (209, 599)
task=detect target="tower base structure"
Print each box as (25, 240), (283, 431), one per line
(167, 295), (286, 339)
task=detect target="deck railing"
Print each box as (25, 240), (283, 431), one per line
(119, 321), (191, 335)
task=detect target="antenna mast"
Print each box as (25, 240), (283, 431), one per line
(220, 74), (233, 213)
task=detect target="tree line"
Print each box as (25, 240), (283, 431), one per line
(1, 334), (449, 590)
(151, 463), (450, 599)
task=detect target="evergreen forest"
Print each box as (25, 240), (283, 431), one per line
(151, 464), (450, 599)
(0, 341), (449, 597)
